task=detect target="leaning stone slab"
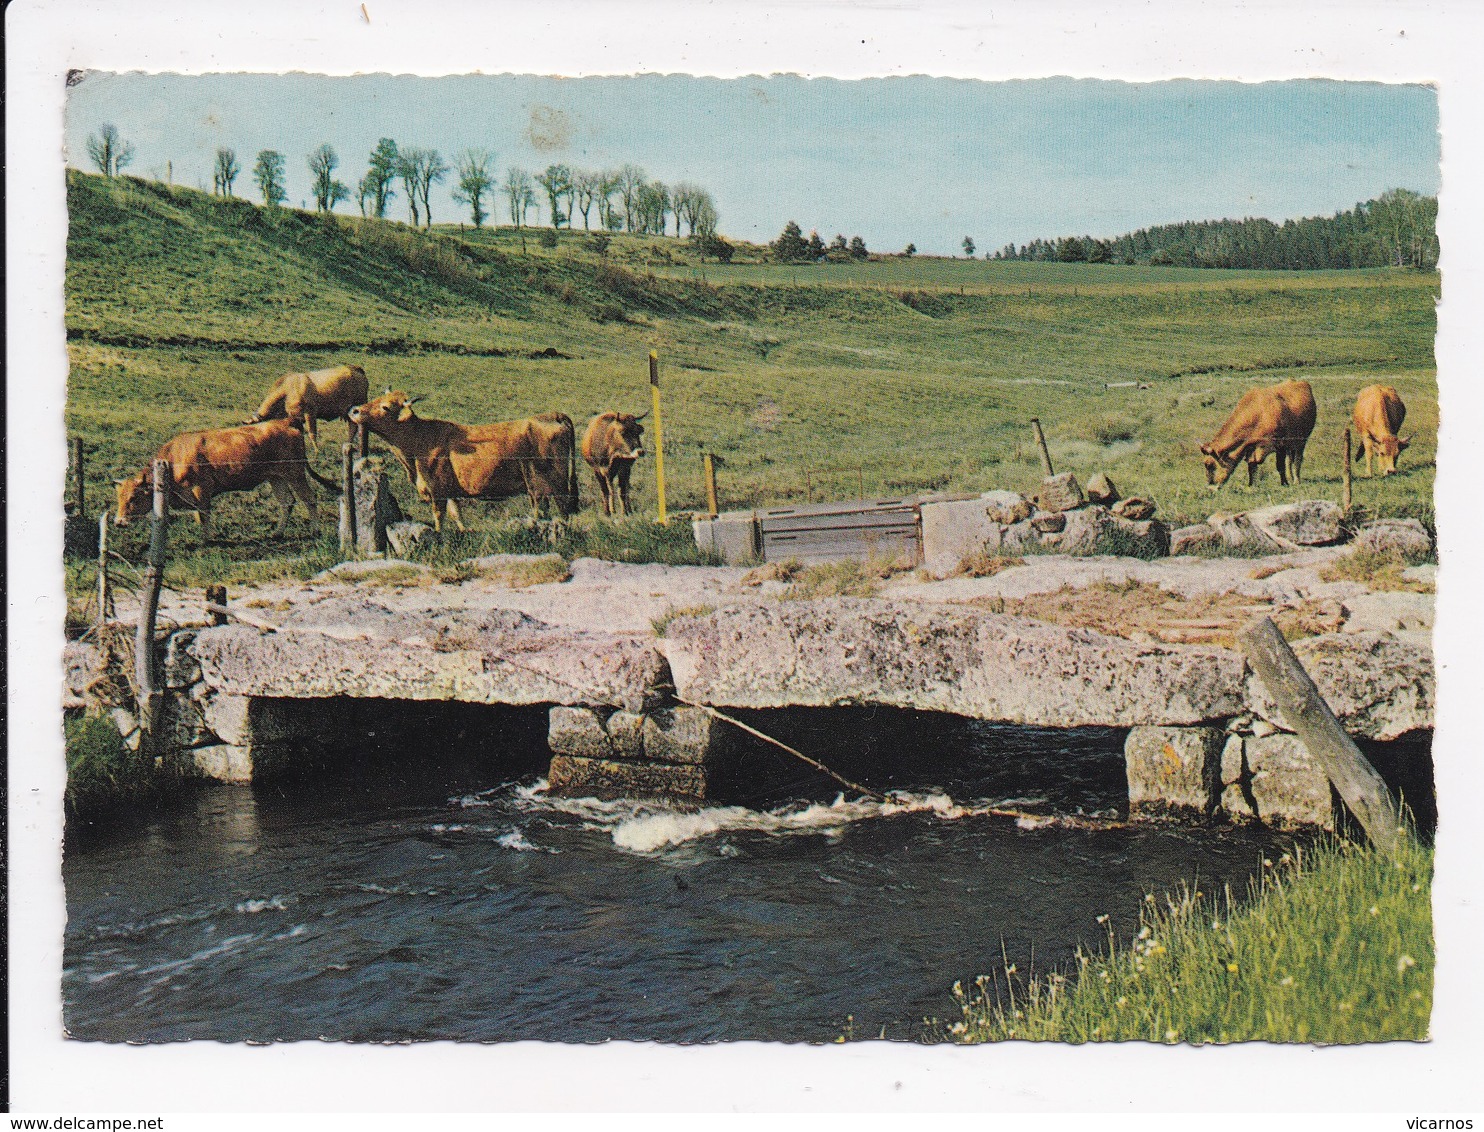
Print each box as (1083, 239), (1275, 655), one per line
(1245, 500), (1345, 549)
(921, 497), (1001, 577)
(547, 754), (709, 801)
(385, 521), (436, 558)
(1086, 473), (1119, 506)
(659, 598), (1245, 728)
(1246, 734), (1334, 829)
(1125, 725), (1223, 815)
(1243, 630), (1433, 741)
(190, 600), (667, 712)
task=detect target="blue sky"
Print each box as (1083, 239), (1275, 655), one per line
(65, 72), (1439, 255)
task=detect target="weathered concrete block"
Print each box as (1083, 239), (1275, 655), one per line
(385, 520), (436, 558)
(1086, 473), (1119, 506)
(1246, 734), (1334, 829)
(605, 710), (646, 759)
(1352, 519), (1433, 560)
(193, 743), (254, 785)
(1125, 725), (1224, 815)
(547, 705), (614, 758)
(1037, 472), (1085, 513)
(921, 497), (1002, 577)
(982, 490), (1034, 526)
(1246, 500), (1344, 548)
(161, 631), (201, 689)
(547, 754), (709, 800)
(1171, 523), (1221, 556)
(641, 706), (725, 765)
(692, 510), (760, 565)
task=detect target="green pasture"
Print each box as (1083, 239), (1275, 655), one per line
(64, 171), (1439, 577)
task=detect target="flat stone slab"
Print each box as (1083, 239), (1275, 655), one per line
(1243, 630), (1434, 741)
(658, 597), (1247, 728)
(189, 598), (667, 712)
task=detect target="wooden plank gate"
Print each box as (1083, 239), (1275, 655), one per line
(756, 498), (922, 565)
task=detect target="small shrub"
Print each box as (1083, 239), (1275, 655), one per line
(66, 711), (156, 814)
(1094, 414), (1139, 445)
(538, 228), (559, 249)
(1321, 548), (1435, 592)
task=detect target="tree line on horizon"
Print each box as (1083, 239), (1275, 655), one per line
(86, 122), (722, 243)
(995, 189), (1438, 271)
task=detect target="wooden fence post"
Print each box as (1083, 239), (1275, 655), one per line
(340, 442), (357, 553)
(1236, 617), (1413, 854)
(1029, 418), (1056, 477)
(96, 511), (112, 628)
(135, 460), (170, 736)
(1342, 428), (1353, 515)
(73, 437), (86, 519)
(702, 453), (719, 517)
(206, 584), (228, 626)
(650, 350), (667, 524)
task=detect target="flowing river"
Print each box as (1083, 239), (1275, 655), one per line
(64, 714), (1299, 1043)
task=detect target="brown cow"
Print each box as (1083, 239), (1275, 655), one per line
(348, 392), (578, 531)
(248, 364), (370, 450)
(1199, 380), (1317, 489)
(114, 419), (337, 540)
(581, 411), (646, 517)
(1352, 384), (1411, 477)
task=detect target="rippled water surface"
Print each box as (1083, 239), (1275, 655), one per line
(64, 715), (1296, 1043)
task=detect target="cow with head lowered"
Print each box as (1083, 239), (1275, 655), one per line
(247, 363), (370, 451)
(115, 418), (338, 540)
(348, 391), (579, 531)
(582, 411), (646, 517)
(1352, 384), (1410, 478)
(1199, 379), (1317, 489)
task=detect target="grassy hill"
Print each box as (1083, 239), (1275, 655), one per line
(64, 170), (1438, 578)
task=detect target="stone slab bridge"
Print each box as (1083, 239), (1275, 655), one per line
(73, 587), (1434, 831)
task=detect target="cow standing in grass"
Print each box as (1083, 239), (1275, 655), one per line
(582, 411), (646, 517)
(114, 419), (338, 540)
(1199, 379), (1317, 489)
(348, 391), (578, 531)
(1352, 384), (1410, 477)
(248, 363), (369, 451)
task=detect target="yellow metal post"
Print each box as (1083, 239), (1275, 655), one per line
(650, 350), (667, 524)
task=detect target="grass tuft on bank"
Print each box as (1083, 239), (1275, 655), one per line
(943, 837), (1433, 1044)
(65, 711), (158, 815)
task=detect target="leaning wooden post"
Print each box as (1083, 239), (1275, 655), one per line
(135, 460), (170, 736)
(702, 453), (719, 517)
(1029, 418), (1055, 477)
(96, 511), (112, 628)
(205, 584), (228, 626)
(1236, 617), (1413, 854)
(73, 437), (86, 519)
(649, 350), (667, 524)
(340, 442), (357, 554)
(1342, 428), (1353, 515)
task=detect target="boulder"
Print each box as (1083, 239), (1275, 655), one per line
(1057, 507), (1169, 558)
(920, 497), (1002, 577)
(658, 598), (1246, 728)
(1246, 734), (1334, 829)
(1000, 518), (1039, 555)
(1401, 564), (1437, 588)
(1086, 473), (1120, 506)
(1036, 472), (1086, 513)
(1031, 511), (1066, 534)
(1208, 512), (1285, 555)
(1243, 629), (1433, 741)
(385, 521), (436, 558)
(1170, 523), (1221, 556)
(1352, 519), (1433, 561)
(982, 490), (1034, 526)
(1125, 725), (1224, 815)
(1112, 497), (1156, 521)
(1245, 500), (1345, 548)
(1341, 592), (1434, 635)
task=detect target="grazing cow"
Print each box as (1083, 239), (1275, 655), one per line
(114, 419), (338, 540)
(1199, 379), (1317, 489)
(1352, 384), (1410, 478)
(348, 391), (579, 531)
(581, 411), (647, 517)
(247, 364), (370, 450)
